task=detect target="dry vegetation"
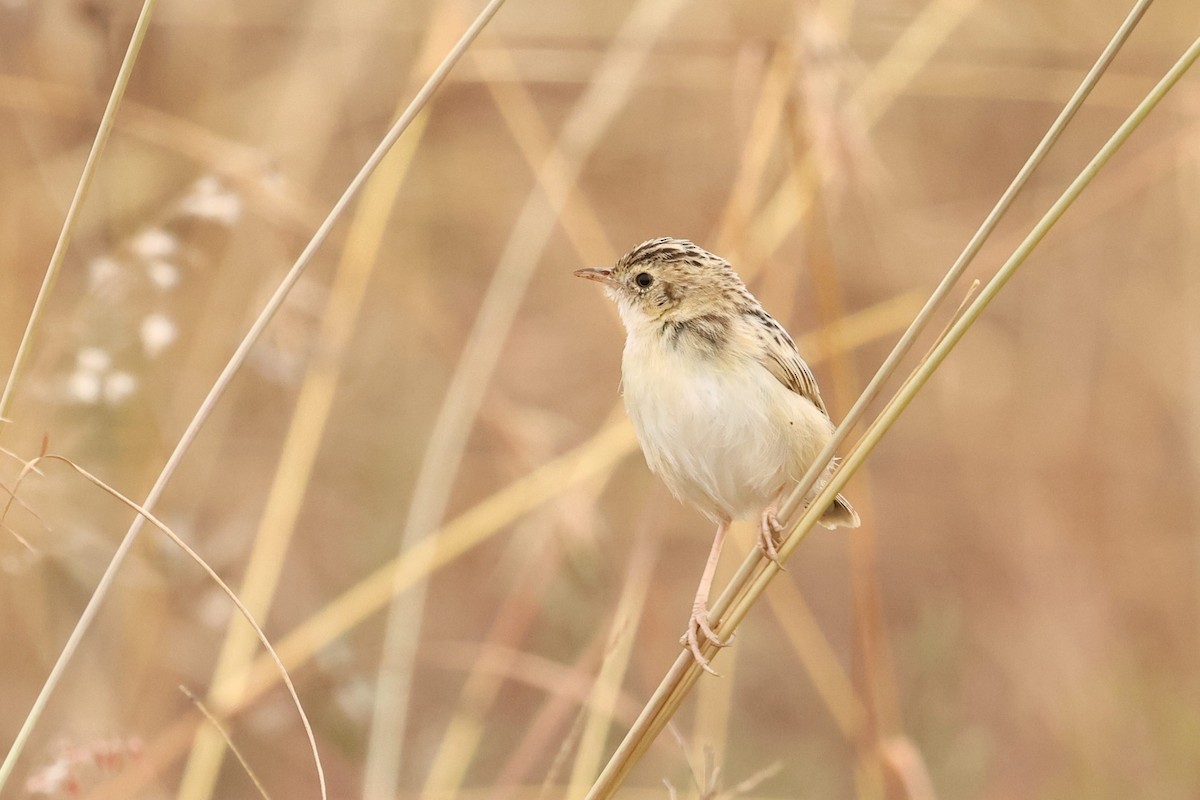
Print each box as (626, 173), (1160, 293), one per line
(1, 0), (1198, 798)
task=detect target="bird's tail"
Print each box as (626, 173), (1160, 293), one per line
(819, 493), (860, 529)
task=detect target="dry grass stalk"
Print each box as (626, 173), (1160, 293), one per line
(492, 636), (610, 799)
(178, 686), (273, 800)
(713, 44), (797, 255)
(738, 523), (867, 739)
(665, 724), (782, 800)
(880, 735), (940, 800)
(734, 0), (1156, 684)
(799, 140), (897, 796)
(0, 0), (160, 427)
(409, 41), (655, 786)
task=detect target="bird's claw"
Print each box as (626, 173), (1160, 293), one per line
(759, 511), (786, 569)
(681, 605), (735, 676)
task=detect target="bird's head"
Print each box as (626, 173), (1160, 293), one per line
(574, 238), (746, 330)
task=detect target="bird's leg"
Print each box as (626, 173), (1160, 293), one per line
(681, 518), (735, 676)
(759, 487), (787, 567)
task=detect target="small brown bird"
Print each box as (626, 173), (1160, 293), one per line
(576, 237), (858, 673)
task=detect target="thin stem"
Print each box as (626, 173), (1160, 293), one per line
(0, 0), (160, 425)
(179, 687), (273, 800)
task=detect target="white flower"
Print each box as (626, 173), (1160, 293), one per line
(140, 313), (177, 358)
(23, 755), (72, 795)
(146, 259), (180, 290)
(76, 347), (111, 373)
(66, 370), (102, 404)
(103, 371), (137, 406)
(87, 255), (121, 289)
(178, 176), (243, 226)
(130, 227), (177, 259)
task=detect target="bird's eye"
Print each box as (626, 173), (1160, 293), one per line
(635, 272), (653, 288)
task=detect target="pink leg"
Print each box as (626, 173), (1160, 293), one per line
(758, 486), (787, 566)
(681, 518), (735, 675)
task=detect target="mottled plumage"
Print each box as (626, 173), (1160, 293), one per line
(576, 237), (858, 674)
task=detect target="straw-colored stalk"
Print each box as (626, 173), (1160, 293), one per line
(0, 0), (159, 425)
(178, 686), (273, 800)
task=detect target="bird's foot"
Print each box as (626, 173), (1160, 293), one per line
(680, 603), (734, 676)
(759, 510), (786, 568)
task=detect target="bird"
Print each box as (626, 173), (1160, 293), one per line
(575, 237), (859, 674)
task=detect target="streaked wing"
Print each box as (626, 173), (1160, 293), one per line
(753, 310), (829, 417)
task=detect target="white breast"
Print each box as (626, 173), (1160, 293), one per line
(620, 324), (833, 522)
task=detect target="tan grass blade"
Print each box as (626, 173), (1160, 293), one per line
(423, 641), (646, 724)
(0, 470), (45, 552)
(175, 5), (449, 794)
(713, 44), (798, 254)
(492, 636), (609, 799)
(774, 587), (869, 742)
(800, 181), (897, 796)
(240, 419), (638, 707)
(178, 687), (273, 800)
(881, 736), (939, 800)
(476, 44), (614, 260)
(0, 0), (160, 427)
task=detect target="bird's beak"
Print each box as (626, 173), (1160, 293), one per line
(573, 267), (620, 289)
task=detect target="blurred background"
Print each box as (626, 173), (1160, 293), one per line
(1, 0), (1198, 797)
